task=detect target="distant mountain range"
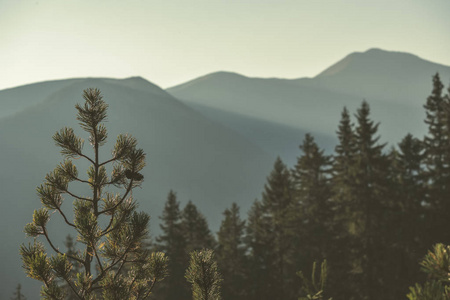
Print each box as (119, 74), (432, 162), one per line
(2, 48), (449, 299)
(0, 77), (273, 299)
(168, 48), (450, 164)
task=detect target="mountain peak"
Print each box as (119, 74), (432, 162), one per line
(316, 48), (429, 78)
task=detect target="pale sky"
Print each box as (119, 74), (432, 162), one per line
(1, 0), (449, 90)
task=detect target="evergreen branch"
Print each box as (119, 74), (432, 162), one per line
(98, 180), (133, 215)
(102, 213), (116, 235)
(72, 176), (93, 186)
(92, 245), (132, 286)
(42, 227), (84, 265)
(79, 153), (95, 165)
(114, 254), (128, 280)
(63, 188), (93, 202)
(56, 207), (76, 228)
(61, 277), (84, 300)
(142, 278), (157, 300)
(99, 157), (117, 167)
(92, 243), (104, 274)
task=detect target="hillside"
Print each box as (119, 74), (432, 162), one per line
(0, 77), (274, 299)
(168, 49), (450, 161)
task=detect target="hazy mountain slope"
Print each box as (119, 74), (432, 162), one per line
(0, 78), (84, 119)
(306, 48), (450, 106)
(0, 77), (274, 299)
(186, 102), (337, 166)
(168, 49), (450, 153)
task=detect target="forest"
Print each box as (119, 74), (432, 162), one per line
(18, 73), (450, 300)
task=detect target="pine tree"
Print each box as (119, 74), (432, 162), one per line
(20, 88), (168, 299)
(297, 260), (331, 300)
(185, 249), (222, 300)
(10, 284), (27, 300)
(216, 203), (247, 300)
(181, 201), (216, 252)
(156, 190), (189, 300)
(407, 244), (450, 300)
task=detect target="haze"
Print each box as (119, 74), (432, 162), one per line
(2, 0), (450, 90)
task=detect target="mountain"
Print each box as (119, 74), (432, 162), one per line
(168, 49), (450, 162)
(0, 77), (274, 299)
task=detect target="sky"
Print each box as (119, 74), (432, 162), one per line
(1, 0), (450, 90)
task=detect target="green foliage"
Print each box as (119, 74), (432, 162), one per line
(407, 244), (450, 300)
(155, 191), (190, 300)
(185, 249), (222, 300)
(216, 203), (247, 300)
(297, 260), (331, 300)
(20, 88), (167, 299)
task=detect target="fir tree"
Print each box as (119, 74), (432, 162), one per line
(216, 203), (247, 300)
(10, 284), (27, 300)
(156, 190), (189, 300)
(181, 201), (216, 252)
(20, 88), (167, 299)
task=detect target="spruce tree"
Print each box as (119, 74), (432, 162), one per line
(10, 284), (27, 300)
(181, 201), (216, 252)
(329, 107), (357, 299)
(216, 203), (247, 300)
(244, 200), (269, 300)
(247, 157), (297, 300)
(423, 73), (450, 245)
(386, 134), (426, 297)
(353, 101), (388, 300)
(20, 88), (167, 299)
(156, 190), (189, 300)
(292, 133), (332, 262)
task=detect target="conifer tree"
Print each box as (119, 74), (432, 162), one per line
(328, 107), (357, 299)
(185, 249), (222, 300)
(407, 244), (450, 300)
(292, 134), (332, 262)
(423, 73), (450, 245)
(385, 134), (426, 297)
(10, 284), (27, 300)
(352, 101), (388, 300)
(216, 203), (247, 300)
(20, 88), (167, 299)
(246, 157), (297, 300)
(297, 260), (331, 300)
(181, 201), (216, 252)
(244, 200), (269, 300)
(156, 190), (189, 300)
